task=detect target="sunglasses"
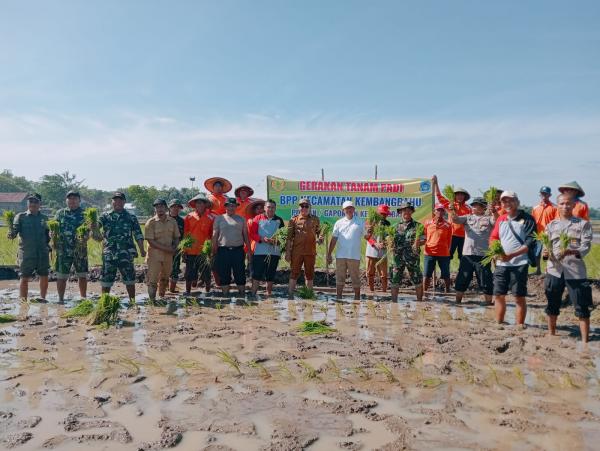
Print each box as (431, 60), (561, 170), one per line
(300, 204), (310, 208)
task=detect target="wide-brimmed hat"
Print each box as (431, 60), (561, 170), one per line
(204, 177), (232, 194)
(397, 201), (415, 212)
(558, 181), (585, 197)
(234, 185), (254, 198)
(453, 187), (471, 201)
(168, 199), (183, 208)
(187, 193), (212, 208)
(470, 197), (487, 207)
(246, 198), (266, 216)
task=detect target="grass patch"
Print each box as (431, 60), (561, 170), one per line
(0, 314), (17, 323)
(297, 320), (336, 336)
(61, 299), (95, 318)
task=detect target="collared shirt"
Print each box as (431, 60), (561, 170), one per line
(9, 211), (50, 253)
(436, 191), (472, 237)
(424, 218), (452, 257)
(54, 207), (85, 257)
(145, 215), (180, 262)
(333, 216), (364, 261)
(249, 213), (285, 256)
(287, 214), (321, 256)
(183, 211), (215, 255)
(532, 201), (558, 233)
(453, 214), (495, 256)
(545, 217), (593, 279)
(98, 210), (144, 260)
(213, 213), (246, 247)
(208, 193), (228, 215)
(489, 210), (536, 267)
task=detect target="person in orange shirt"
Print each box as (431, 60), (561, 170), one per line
(246, 199), (265, 253)
(204, 177), (232, 215)
(234, 185), (255, 219)
(183, 193), (215, 295)
(432, 175), (472, 260)
(558, 181), (589, 220)
(422, 203), (453, 294)
(532, 186), (558, 274)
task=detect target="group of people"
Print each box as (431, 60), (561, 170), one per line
(5, 176), (594, 341)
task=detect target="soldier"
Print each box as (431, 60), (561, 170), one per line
(94, 192), (146, 302)
(205, 177), (232, 215)
(168, 199), (185, 293)
(145, 199), (180, 303)
(54, 191), (89, 303)
(389, 202), (424, 302)
(544, 193), (593, 343)
(7, 193), (50, 302)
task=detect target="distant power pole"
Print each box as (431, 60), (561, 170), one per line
(321, 169), (325, 181)
(374, 165), (378, 180)
(189, 176), (196, 192)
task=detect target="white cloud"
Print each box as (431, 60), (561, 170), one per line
(1, 112), (599, 206)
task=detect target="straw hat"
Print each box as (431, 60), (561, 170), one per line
(204, 177), (232, 194)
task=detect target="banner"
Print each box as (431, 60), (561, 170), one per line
(267, 176), (434, 224)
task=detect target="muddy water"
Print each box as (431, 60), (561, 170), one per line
(1, 281), (600, 450)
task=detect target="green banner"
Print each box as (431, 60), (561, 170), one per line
(267, 176), (434, 224)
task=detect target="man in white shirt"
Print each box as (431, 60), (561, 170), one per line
(327, 201), (364, 300)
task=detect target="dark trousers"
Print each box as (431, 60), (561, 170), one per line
(454, 255), (493, 295)
(215, 246), (246, 286)
(450, 236), (464, 260)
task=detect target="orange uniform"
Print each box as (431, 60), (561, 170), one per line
(423, 219), (452, 257)
(436, 192), (471, 237)
(208, 193), (227, 215)
(573, 200), (590, 220)
(183, 211), (215, 255)
(236, 198), (253, 219)
(532, 201), (558, 233)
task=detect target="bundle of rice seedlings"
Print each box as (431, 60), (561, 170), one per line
(201, 239), (212, 257)
(0, 314), (17, 323)
(320, 221), (332, 239)
(297, 286), (316, 299)
(558, 232), (570, 259)
(177, 234), (196, 253)
(442, 184), (455, 203)
(88, 293), (121, 326)
(271, 225), (289, 251)
(414, 222), (425, 249)
(297, 320), (336, 335)
(3, 210), (15, 227)
(47, 219), (60, 249)
(61, 299), (94, 318)
(484, 186), (499, 206)
(76, 224), (87, 240)
(366, 208), (383, 226)
(83, 208), (98, 227)
(533, 231), (554, 261)
(482, 240), (505, 266)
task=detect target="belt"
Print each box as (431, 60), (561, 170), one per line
(218, 245), (244, 251)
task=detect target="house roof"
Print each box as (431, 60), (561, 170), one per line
(0, 192), (28, 203)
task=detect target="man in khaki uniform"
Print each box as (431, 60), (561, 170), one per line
(145, 199), (180, 303)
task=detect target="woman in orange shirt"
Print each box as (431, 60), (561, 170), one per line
(204, 177), (232, 215)
(235, 185), (255, 219)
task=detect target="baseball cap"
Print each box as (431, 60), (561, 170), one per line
(342, 200), (355, 209)
(500, 190), (518, 200)
(65, 190), (80, 198)
(224, 197), (239, 206)
(434, 203), (445, 210)
(298, 198), (311, 206)
(539, 186), (551, 194)
(153, 198), (167, 207)
(112, 192), (126, 200)
(27, 193), (42, 202)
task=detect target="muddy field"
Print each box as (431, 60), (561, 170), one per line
(1, 278), (600, 451)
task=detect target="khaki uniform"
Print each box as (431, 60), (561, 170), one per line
(286, 214), (320, 280)
(145, 215), (180, 297)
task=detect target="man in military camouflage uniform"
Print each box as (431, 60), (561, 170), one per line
(54, 191), (89, 302)
(94, 192), (146, 301)
(390, 202), (424, 302)
(168, 199), (185, 293)
(7, 193), (50, 301)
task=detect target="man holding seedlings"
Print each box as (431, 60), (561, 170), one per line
(449, 197), (496, 304)
(249, 199), (285, 296)
(532, 186), (558, 274)
(183, 194), (215, 295)
(286, 198), (322, 299)
(364, 204), (391, 293)
(489, 191), (536, 326)
(205, 177), (232, 215)
(422, 204), (453, 294)
(211, 197), (250, 296)
(54, 191), (89, 302)
(7, 193), (50, 301)
(543, 193), (593, 343)
(327, 201), (364, 300)
(390, 202), (424, 302)
(432, 175), (472, 260)
(145, 199), (180, 303)
(95, 192), (146, 302)
(558, 181), (589, 221)
(168, 199), (185, 293)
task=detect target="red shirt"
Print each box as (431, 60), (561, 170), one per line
(436, 191), (471, 237)
(183, 211), (215, 255)
(532, 201), (558, 233)
(424, 218), (452, 257)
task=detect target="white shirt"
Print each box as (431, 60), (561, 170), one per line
(333, 216), (364, 260)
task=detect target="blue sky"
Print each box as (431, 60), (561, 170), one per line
(1, 0), (599, 205)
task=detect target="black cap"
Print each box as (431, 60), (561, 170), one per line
(168, 199), (183, 208)
(224, 197), (238, 206)
(27, 193), (42, 202)
(153, 198), (167, 207)
(66, 190), (80, 198)
(112, 192), (126, 200)
(397, 201), (415, 212)
(470, 197), (487, 207)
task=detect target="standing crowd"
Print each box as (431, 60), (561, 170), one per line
(5, 176), (594, 341)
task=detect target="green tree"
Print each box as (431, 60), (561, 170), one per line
(125, 185), (160, 216)
(36, 171), (84, 209)
(0, 169), (34, 192)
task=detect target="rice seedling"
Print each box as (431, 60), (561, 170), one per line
(320, 221), (333, 284)
(61, 299), (94, 318)
(83, 208), (98, 227)
(533, 231), (554, 262)
(3, 210), (15, 228)
(177, 234), (196, 253)
(442, 184), (455, 203)
(422, 377), (443, 388)
(298, 360), (319, 380)
(115, 354), (141, 376)
(247, 360), (272, 379)
(201, 239), (212, 257)
(457, 359), (475, 384)
(352, 366), (371, 380)
(560, 373), (581, 389)
(367, 208), (384, 226)
(327, 358), (342, 380)
(558, 232), (570, 259)
(304, 300), (314, 316)
(335, 302), (345, 318)
(351, 302), (359, 316)
(215, 302), (222, 310)
(366, 300), (377, 317)
(414, 222), (425, 250)
(46, 219), (60, 251)
(482, 240), (505, 266)
(0, 314), (17, 323)
(277, 361), (295, 381)
(76, 224), (87, 240)
(513, 366), (526, 386)
(317, 303), (328, 314)
(271, 225), (289, 251)
(438, 306), (453, 322)
(297, 320), (336, 335)
(375, 361), (398, 383)
(216, 349), (243, 375)
(297, 286), (316, 299)
(88, 293), (121, 327)
(535, 370), (555, 388)
(483, 186), (499, 206)
(486, 364), (504, 387)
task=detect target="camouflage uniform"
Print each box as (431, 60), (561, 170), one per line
(96, 210), (144, 288)
(54, 207), (89, 279)
(389, 219), (422, 286)
(170, 214), (184, 281)
(8, 211), (50, 277)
